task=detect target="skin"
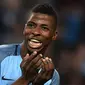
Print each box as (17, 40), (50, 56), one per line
(23, 12), (57, 53)
(12, 12), (57, 85)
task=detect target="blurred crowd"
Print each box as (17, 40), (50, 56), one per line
(51, 0), (85, 85)
(1, 0), (85, 85)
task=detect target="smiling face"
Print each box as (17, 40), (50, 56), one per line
(23, 12), (57, 53)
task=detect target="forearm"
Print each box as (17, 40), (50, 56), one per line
(12, 77), (30, 85)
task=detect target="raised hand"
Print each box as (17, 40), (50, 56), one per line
(20, 51), (43, 83)
(32, 57), (54, 85)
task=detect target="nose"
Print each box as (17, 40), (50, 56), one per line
(32, 27), (40, 35)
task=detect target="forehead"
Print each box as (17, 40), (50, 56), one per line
(27, 12), (55, 23)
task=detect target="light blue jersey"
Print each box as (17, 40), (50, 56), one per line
(1, 55), (60, 85)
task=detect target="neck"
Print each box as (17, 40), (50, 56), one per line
(20, 42), (28, 58)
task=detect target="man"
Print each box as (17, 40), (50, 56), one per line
(0, 3), (60, 85)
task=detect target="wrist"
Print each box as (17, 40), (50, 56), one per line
(12, 76), (30, 85)
(32, 80), (45, 85)
(19, 76), (30, 84)
(32, 83), (44, 85)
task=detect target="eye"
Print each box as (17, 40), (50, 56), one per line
(26, 23), (35, 29)
(41, 26), (49, 31)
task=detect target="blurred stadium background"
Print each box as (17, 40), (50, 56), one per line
(1, 0), (85, 85)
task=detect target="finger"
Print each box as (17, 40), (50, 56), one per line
(21, 51), (37, 69)
(23, 53), (30, 61)
(48, 58), (54, 70)
(30, 54), (43, 67)
(33, 58), (43, 73)
(32, 54), (43, 68)
(26, 54), (43, 73)
(20, 54), (31, 77)
(20, 54), (30, 68)
(20, 52), (37, 79)
(37, 57), (49, 75)
(33, 70), (48, 84)
(42, 57), (49, 71)
(33, 58), (54, 82)
(40, 57), (53, 75)
(45, 58), (54, 79)
(21, 52), (40, 78)
(28, 51), (37, 61)
(33, 59), (42, 69)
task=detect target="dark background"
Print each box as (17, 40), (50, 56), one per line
(1, 0), (85, 85)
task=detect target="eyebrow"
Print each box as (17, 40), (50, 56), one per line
(41, 24), (48, 27)
(26, 21), (36, 25)
(27, 21), (48, 27)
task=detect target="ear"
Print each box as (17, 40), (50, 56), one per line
(52, 31), (57, 40)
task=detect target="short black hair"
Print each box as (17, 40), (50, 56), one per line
(31, 3), (58, 25)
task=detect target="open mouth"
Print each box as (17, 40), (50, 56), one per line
(28, 39), (42, 49)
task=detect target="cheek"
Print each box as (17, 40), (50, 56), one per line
(23, 29), (31, 36)
(41, 31), (52, 39)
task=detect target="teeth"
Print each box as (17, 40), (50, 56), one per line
(28, 40), (42, 48)
(30, 39), (40, 43)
